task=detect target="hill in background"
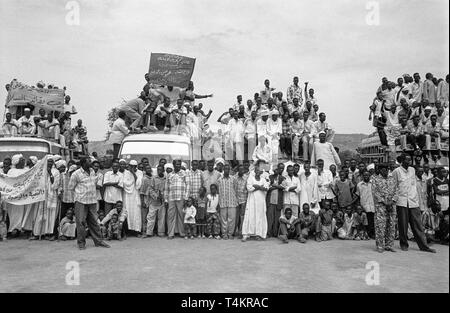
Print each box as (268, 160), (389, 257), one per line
(88, 133), (367, 157)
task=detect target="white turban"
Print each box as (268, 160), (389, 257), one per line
(367, 163), (375, 171)
(12, 154), (23, 166)
(119, 159), (127, 164)
(129, 160), (138, 166)
(215, 158), (225, 166)
(68, 165), (78, 173)
(29, 156), (38, 165)
(164, 163), (174, 170)
(181, 162), (187, 169)
(52, 155), (62, 162)
(55, 160), (67, 169)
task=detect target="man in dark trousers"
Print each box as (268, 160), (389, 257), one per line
(391, 154), (435, 253)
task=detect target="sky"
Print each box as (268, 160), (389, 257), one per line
(1, 0), (449, 141)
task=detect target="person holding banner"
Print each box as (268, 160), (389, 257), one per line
(183, 81), (213, 106)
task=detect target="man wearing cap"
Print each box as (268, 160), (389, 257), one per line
(122, 160), (143, 235)
(17, 108), (35, 136)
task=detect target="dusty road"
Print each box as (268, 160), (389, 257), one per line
(0, 237), (448, 293)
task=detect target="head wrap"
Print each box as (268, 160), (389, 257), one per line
(181, 162), (187, 168)
(55, 160), (67, 169)
(260, 109), (269, 116)
(424, 106), (433, 111)
(68, 165), (78, 173)
(164, 163), (174, 170)
(12, 154), (23, 166)
(215, 158), (225, 166)
(52, 155), (62, 162)
(29, 156), (38, 165)
(129, 160), (138, 166)
(367, 163), (375, 171)
(119, 159), (127, 164)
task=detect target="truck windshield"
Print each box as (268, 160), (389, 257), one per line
(0, 141), (50, 161)
(120, 141), (190, 166)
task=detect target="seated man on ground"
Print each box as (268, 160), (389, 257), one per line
(298, 203), (316, 243)
(278, 208), (301, 244)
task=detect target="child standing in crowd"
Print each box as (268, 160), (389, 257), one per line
(353, 205), (369, 240)
(333, 170), (356, 209)
(97, 211), (108, 239)
(183, 198), (197, 239)
(206, 184), (221, 239)
(0, 193), (7, 242)
(196, 187), (207, 238)
(58, 209), (76, 241)
(107, 214), (123, 241)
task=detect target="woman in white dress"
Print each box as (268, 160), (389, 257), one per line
(242, 163), (270, 241)
(121, 160), (143, 234)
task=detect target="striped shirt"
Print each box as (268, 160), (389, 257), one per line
(217, 175), (238, 208)
(61, 172), (74, 203)
(68, 168), (98, 205)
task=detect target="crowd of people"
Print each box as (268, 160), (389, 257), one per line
(110, 76), (338, 167)
(0, 151), (448, 252)
(369, 73), (449, 164)
(0, 74), (448, 254)
(2, 80), (89, 156)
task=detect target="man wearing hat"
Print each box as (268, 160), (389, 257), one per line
(17, 108), (35, 136)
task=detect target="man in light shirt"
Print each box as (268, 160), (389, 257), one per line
(313, 113), (335, 143)
(290, 111), (304, 161)
(391, 154), (435, 253)
(261, 79), (275, 104)
(283, 165), (302, 217)
(17, 108), (35, 135)
(267, 110), (282, 167)
(411, 73), (424, 103)
(437, 74), (449, 107)
(300, 110), (315, 162)
(102, 161), (124, 214)
(227, 110), (245, 161)
(244, 110), (258, 161)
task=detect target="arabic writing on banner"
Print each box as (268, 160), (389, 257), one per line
(148, 53), (196, 89)
(6, 82), (65, 111)
(0, 157), (48, 205)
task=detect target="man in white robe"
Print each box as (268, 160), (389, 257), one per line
(121, 160), (143, 234)
(311, 132), (341, 170)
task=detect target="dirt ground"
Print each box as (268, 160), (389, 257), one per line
(0, 236), (448, 293)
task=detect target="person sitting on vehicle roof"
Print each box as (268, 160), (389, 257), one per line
(37, 111), (60, 143)
(17, 108), (35, 136)
(1, 112), (18, 137)
(116, 93), (148, 129)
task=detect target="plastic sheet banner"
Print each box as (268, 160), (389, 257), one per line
(0, 157), (48, 205)
(148, 53), (196, 88)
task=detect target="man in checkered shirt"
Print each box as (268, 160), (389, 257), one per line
(164, 160), (189, 239)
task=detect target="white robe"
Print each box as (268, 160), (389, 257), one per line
(299, 172), (320, 214)
(122, 170), (143, 232)
(33, 169), (60, 235)
(5, 167), (28, 232)
(310, 141), (341, 170)
(242, 173), (270, 238)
